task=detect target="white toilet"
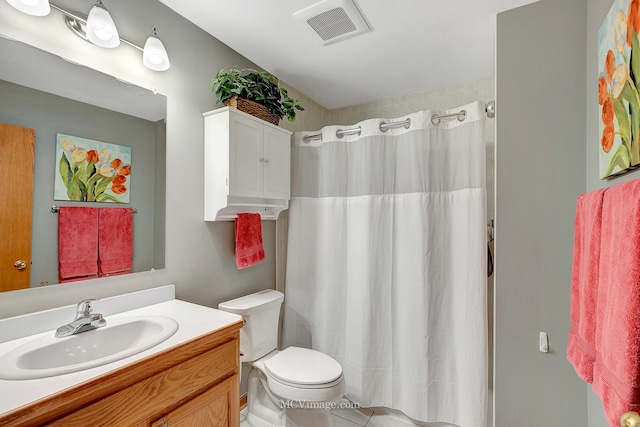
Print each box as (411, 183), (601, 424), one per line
(219, 289), (345, 427)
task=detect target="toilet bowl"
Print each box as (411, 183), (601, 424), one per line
(219, 290), (345, 426)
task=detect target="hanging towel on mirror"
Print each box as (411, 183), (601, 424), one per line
(98, 208), (133, 275)
(592, 179), (640, 425)
(58, 206), (99, 282)
(567, 188), (607, 384)
(235, 213), (264, 269)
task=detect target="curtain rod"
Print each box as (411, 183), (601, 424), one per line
(302, 101), (496, 144)
(51, 205), (138, 213)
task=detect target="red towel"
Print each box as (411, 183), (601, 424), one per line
(98, 208), (133, 275)
(234, 213), (265, 269)
(58, 207), (99, 282)
(567, 188), (606, 383)
(593, 179), (640, 425)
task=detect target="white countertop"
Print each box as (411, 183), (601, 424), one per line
(0, 290), (242, 417)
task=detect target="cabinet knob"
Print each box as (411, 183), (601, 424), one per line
(259, 157), (265, 162)
(264, 159), (270, 164)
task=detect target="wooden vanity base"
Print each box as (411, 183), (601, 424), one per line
(0, 320), (242, 427)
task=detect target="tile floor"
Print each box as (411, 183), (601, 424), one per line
(240, 403), (378, 427)
(241, 392), (494, 427)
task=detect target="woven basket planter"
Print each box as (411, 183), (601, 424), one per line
(224, 96), (280, 125)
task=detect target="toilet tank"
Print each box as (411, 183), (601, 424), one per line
(218, 289), (284, 362)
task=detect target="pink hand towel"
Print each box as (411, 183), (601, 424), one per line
(593, 179), (640, 425)
(98, 208), (133, 275)
(58, 207), (99, 282)
(567, 188), (607, 383)
(234, 213), (265, 269)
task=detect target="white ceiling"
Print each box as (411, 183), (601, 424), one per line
(158, 0), (538, 110)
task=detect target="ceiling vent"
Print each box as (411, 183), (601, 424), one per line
(294, 0), (370, 46)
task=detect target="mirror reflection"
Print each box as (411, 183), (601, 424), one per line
(0, 36), (166, 292)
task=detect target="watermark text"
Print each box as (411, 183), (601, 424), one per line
(279, 399), (361, 410)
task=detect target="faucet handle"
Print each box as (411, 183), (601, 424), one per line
(76, 299), (97, 316)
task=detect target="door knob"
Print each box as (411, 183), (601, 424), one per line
(14, 260), (28, 270)
(621, 411), (640, 427)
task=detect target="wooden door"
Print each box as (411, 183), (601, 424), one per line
(0, 122), (34, 292)
(150, 376), (239, 427)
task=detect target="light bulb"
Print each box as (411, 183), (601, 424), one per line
(148, 54), (163, 65)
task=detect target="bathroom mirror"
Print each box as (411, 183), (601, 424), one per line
(0, 36), (166, 291)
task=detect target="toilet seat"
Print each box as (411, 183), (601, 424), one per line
(268, 373), (344, 389)
(264, 346), (343, 387)
(257, 346), (346, 403)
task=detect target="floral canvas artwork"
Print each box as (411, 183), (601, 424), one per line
(598, 0), (640, 178)
(54, 134), (132, 203)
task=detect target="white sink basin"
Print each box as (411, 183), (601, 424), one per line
(0, 316), (178, 380)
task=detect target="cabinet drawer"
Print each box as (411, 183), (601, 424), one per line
(51, 339), (238, 426)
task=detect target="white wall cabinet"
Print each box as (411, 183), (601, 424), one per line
(228, 111), (290, 200)
(204, 107), (292, 220)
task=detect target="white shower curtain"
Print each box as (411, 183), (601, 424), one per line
(283, 101), (487, 427)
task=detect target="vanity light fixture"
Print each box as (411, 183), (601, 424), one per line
(5, 0), (170, 71)
(142, 28), (170, 71)
(85, 0), (119, 48)
(6, 0), (50, 16)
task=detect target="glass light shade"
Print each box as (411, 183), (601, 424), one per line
(6, 0), (50, 16)
(86, 1), (120, 48)
(143, 33), (170, 71)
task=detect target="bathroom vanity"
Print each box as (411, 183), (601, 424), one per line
(0, 286), (243, 426)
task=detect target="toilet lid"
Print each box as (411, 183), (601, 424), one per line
(264, 347), (343, 386)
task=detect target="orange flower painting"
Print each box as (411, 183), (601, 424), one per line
(54, 134), (132, 203)
(599, 0), (640, 178)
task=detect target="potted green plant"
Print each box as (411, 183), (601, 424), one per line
(209, 68), (304, 124)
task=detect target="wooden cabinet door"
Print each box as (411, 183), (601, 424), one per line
(151, 376), (239, 427)
(0, 122), (34, 291)
(229, 112), (262, 198)
(262, 125), (290, 200)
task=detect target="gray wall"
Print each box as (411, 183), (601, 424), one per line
(0, 80), (160, 287)
(495, 0), (589, 425)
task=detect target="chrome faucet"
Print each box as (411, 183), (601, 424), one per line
(55, 299), (107, 338)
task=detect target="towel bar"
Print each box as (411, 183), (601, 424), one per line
(621, 411), (640, 427)
(51, 205), (138, 213)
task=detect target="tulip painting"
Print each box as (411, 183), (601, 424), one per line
(54, 134), (132, 203)
(599, 0), (640, 178)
